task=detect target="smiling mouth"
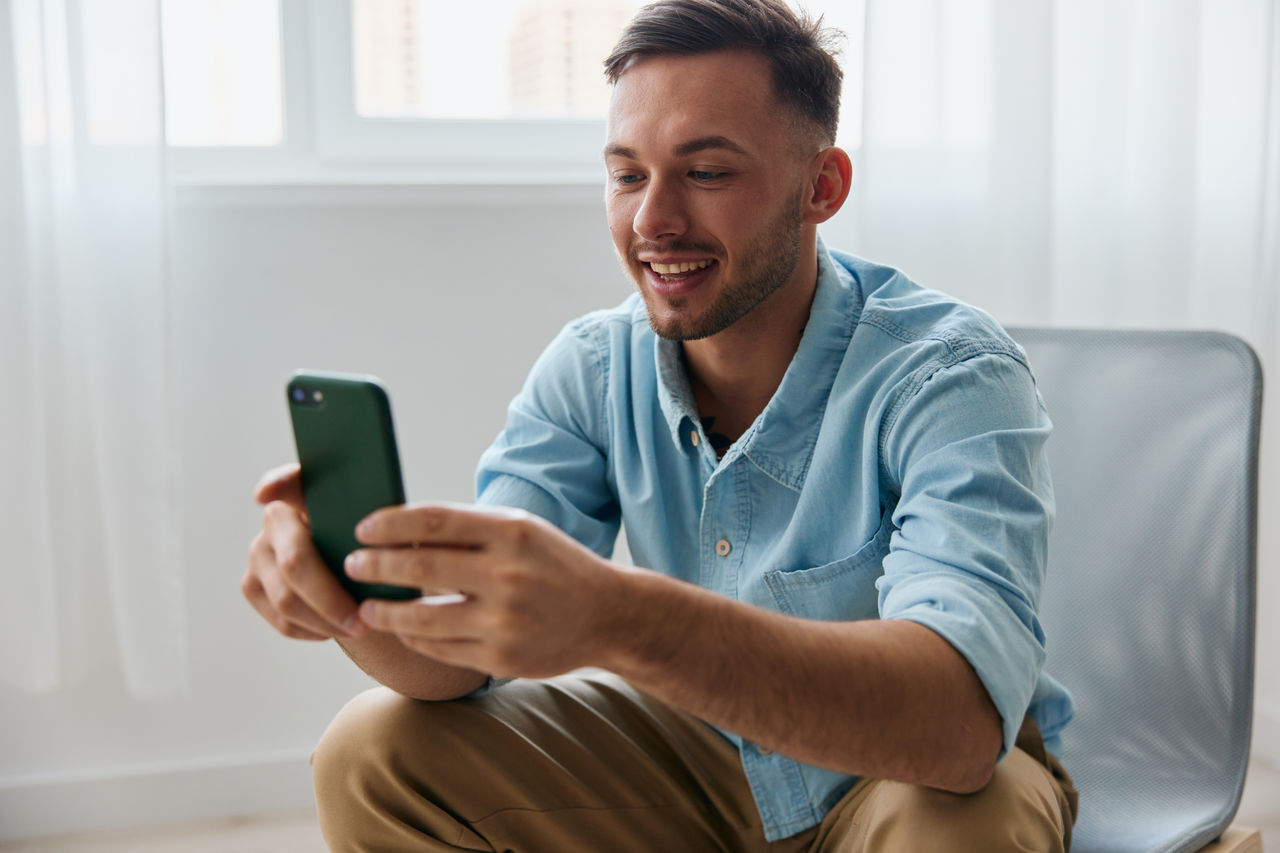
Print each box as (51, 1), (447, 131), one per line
(647, 259), (716, 278)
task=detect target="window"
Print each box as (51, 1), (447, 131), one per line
(352, 0), (638, 119)
(161, 0), (864, 182)
(161, 0), (283, 146)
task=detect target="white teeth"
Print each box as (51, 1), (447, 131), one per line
(650, 259), (714, 275)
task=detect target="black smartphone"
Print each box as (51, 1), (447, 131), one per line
(287, 370), (420, 601)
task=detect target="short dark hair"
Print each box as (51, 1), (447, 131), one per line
(603, 0), (844, 146)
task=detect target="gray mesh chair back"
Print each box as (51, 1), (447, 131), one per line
(1006, 328), (1261, 853)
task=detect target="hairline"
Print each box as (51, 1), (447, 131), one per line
(608, 48), (832, 155)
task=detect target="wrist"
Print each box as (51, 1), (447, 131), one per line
(588, 564), (704, 683)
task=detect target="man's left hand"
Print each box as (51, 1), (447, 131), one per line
(348, 503), (622, 679)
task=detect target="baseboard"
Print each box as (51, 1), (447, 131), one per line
(0, 750), (315, 842)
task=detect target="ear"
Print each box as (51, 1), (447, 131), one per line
(801, 146), (853, 225)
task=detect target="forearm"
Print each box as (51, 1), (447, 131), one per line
(597, 566), (1002, 792)
(337, 631), (488, 701)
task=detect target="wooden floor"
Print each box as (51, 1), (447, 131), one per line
(4, 759), (1278, 852)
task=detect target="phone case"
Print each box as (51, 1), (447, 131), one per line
(287, 371), (420, 601)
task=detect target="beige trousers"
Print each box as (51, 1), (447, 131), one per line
(312, 671), (1077, 853)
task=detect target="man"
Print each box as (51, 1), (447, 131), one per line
(245, 1), (1077, 850)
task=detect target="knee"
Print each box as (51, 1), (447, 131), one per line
(858, 750), (1067, 853)
(311, 687), (432, 811)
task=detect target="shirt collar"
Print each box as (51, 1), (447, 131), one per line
(653, 236), (863, 482)
(656, 330), (701, 450)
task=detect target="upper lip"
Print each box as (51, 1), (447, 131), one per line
(637, 255), (717, 264)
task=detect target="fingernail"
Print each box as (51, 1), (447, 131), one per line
(342, 613), (366, 637)
(345, 552), (365, 577)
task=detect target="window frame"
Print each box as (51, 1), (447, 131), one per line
(309, 0), (608, 182)
(166, 0), (864, 186)
(168, 0), (610, 184)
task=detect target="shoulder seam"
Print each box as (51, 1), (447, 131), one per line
(878, 348), (1035, 486)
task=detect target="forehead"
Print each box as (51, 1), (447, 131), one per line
(606, 50), (789, 154)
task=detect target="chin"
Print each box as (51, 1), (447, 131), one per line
(642, 300), (717, 342)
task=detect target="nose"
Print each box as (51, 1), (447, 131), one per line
(632, 177), (689, 242)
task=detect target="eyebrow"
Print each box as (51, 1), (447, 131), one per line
(603, 135), (751, 160)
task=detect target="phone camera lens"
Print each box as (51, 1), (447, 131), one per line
(291, 387), (306, 403)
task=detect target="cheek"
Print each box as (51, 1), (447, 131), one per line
(605, 197), (637, 247)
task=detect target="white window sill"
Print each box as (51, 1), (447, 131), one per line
(170, 171), (607, 207)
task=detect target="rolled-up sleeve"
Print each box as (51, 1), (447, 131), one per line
(475, 319), (621, 557)
(877, 351), (1054, 759)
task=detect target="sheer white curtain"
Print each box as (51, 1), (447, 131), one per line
(0, 0), (187, 697)
(851, 0), (1280, 749)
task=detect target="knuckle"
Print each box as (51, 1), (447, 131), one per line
(240, 571), (261, 602)
(275, 587), (303, 614)
(405, 552), (429, 582)
(419, 507), (446, 532)
(264, 581), (299, 614)
(494, 562), (530, 591)
(508, 514), (538, 546)
(263, 500), (303, 529)
(276, 549), (305, 582)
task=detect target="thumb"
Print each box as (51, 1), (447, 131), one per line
(254, 463), (304, 509)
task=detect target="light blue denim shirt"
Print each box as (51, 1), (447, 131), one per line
(475, 240), (1075, 841)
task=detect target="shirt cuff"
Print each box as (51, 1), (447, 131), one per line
(462, 675), (515, 699)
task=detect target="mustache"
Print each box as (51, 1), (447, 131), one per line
(628, 240), (721, 262)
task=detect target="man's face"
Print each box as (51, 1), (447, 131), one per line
(604, 50), (812, 341)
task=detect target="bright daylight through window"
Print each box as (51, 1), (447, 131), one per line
(161, 0), (283, 146)
(161, 0), (863, 157)
(353, 0), (639, 119)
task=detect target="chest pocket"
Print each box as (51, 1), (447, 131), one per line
(763, 516), (893, 622)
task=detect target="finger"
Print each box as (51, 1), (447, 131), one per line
(359, 596), (484, 642)
(258, 560), (350, 638)
(356, 501), (530, 548)
(345, 545), (487, 593)
(254, 463), (304, 509)
(241, 570), (330, 641)
(248, 532), (334, 637)
(263, 501), (366, 637)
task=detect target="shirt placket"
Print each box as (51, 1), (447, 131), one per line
(697, 451), (743, 601)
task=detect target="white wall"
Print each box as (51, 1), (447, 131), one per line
(1, 183), (1275, 840)
(0, 184), (628, 839)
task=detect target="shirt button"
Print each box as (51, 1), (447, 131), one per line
(691, 430), (700, 447)
(759, 745), (774, 755)
(715, 538), (731, 557)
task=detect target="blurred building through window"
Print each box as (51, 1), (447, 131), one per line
(160, 0), (861, 148)
(352, 0), (425, 116)
(508, 0), (636, 117)
(353, 0), (639, 119)
(161, 0), (283, 146)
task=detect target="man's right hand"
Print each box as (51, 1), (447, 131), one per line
(244, 463), (367, 641)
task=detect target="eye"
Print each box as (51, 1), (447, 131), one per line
(690, 170), (726, 182)
(614, 173), (644, 186)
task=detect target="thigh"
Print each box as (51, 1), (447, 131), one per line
(808, 747), (1072, 853)
(312, 670), (782, 853)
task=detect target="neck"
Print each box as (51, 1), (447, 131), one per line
(682, 235), (820, 440)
